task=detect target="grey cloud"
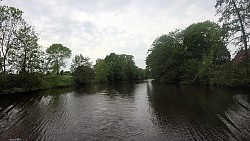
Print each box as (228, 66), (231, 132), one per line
(2, 0), (219, 68)
(82, 21), (97, 34)
(62, 0), (133, 14)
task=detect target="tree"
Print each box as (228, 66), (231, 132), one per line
(146, 22), (231, 84)
(0, 54), (2, 73)
(46, 44), (71, 74)
(215, 0), (250, 57)
(183, 21), (230, 84)
(183, 21), (230, 64)
(104, 53), (139, 81)
(70, 54), (92, 72)
(74, 65), (95, 85)
(104, 53), (124, 81)
(94, 59), (109, 82)
(146, 30), (186, 83)
(0, 5), (24, 74)
(135, 68), (146, 80)
(9, 22), (43, 73)
(120, 54), (137, 81)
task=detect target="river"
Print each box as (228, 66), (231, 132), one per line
(0, 80), (250, 140)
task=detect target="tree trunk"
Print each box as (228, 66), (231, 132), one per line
(3, 55), (6, 74)
(56, 59), (59, 75)
(232, 0), (248, 58)
(22, 47), (27, 73)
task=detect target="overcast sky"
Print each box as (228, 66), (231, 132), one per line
(2, 0), (219, 69)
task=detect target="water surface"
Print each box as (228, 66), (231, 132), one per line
(0, 80), (250, 140)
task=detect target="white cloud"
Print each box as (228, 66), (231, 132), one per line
(2, 0), (220, 69)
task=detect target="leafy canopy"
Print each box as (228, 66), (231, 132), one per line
(46, 44), (71, 74)
(215, 0), (250, 55)
(70, 54), (92, 72)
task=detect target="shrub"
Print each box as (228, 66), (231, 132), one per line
(74, 66), (95, 85)
(0, 74), (42, 93)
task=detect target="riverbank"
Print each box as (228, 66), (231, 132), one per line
(0, 74), (74, 95)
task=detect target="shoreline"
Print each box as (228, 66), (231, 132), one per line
(0, 74), (74, 95)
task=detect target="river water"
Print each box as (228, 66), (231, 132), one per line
(0, 80), (250, 140)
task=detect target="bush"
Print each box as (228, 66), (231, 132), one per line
(0, 74), (42, 93)
(180, 59), (200, 85)
(211, 62), (250, 87)
(74, 66), (95, 85)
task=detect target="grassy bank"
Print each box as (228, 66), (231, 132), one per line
(40, 75), (74, 89)
(0, 74), (74, 95)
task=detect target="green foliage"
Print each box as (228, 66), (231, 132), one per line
(179, 59), (200, 85)
(70, 54), (92, 72)
(93, 53), (146, 83)
(0, 74), (41, 94)
(74, 65), (95, 85)
(46, 44), (71, 74)
(104, 53), (141, 81)
(183, 21), (230, 63)
(146, 30), (187, 83)
(0, 74), (74, 94)
(135, 68), (147, 80)
(94, 59), (109, 82)
(211, 61), (250, 87)
(40, 75), (74, 89)
(9, 23), (44, 73)
(196, 55), (215, 85)
(104, 53), (124, 81)
(146, 21), (230, 85)
(0, 5), (24, 73)
(215, 0), (250, 54)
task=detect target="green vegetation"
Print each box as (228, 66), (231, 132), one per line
(146, 20), (249, 87)
(0, 74), (74, 94)
(73, 53), (147, 85)
(74, 66), (95, 85)
(0, 5), (146, 94)
(103, 53), (145, 81)
(46, 44), (72, 74)
(215, 0), (249, 57)
(40, 75), (74, 89)
(1, 0), (250, 94)
(70, 54), (92, 72)
(146, 0), (250, 87)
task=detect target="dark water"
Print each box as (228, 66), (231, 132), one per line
(0, 80), (250, 141)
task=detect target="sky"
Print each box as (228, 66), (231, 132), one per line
(1, 0), (220, 69)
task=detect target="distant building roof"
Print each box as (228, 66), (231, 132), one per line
(233, 49), (250, 63)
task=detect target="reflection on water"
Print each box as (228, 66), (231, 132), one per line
(0, 80), (250, 140)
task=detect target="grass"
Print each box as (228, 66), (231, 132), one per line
(0, 74), (74, 95)
(40, 75), (75, 89)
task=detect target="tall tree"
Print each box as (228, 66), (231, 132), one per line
(74, 65), (95, 85)
(0, 5), (24, 74)
(120, 54), (137, 80)
(104, 53), (138, 81)
(183, 21), (230, 64)
(46, 44), (71, 74)
(94, 59), (109, 82)
(9, 23), (43, 73)
(215, 0), (250, 57)
(98, 53), (140, 81)
(104, 53), (123, 81)
(146, 30), (186, 83)
(70, 54), (92, 72)
(146, 22), (230, 84)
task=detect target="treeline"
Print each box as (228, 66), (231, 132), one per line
(0, 5), (146, 94)
(73, 53), (146, 85)
(146, 20), (250, 87)
(146, 0), (250, 87)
